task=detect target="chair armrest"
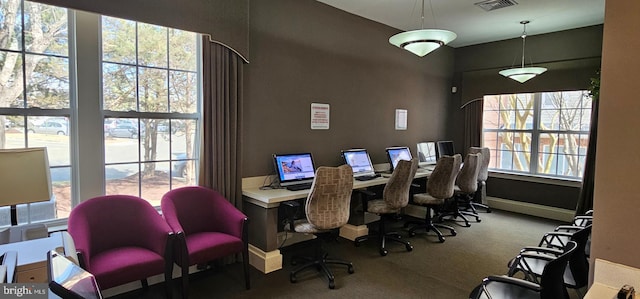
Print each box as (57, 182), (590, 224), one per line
(538, 231), (572, 249)
(520, 246), (564, 256)
(483, 275), (541, 292)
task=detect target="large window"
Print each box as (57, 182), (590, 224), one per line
(482, 91), (592, 179)
(0, 1), (201, 226)
(101, 16), (200, 207)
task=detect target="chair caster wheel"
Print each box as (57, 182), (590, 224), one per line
(348, 266), (355, 274)
(290, 274), (297, 283)
(354, 241), (361, 247)
(380, 249), (388, 256)
(406, 244), (413, 252)
(477, 219), (482, 222)
(487, 209), (492, 213)
(438, 237), (445, 243)
(409, 231), (416, 237)
(329, 281), (335, 289)
(452, 231), (457, 236)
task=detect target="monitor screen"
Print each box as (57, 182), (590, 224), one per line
(341, 149), (375, 177)
(385, 146), (412, 172)
(436, 140), (455, 159)
(48, 251), (102, 299)
(273, 153), (316, 187)
(417, 142), (437, 166)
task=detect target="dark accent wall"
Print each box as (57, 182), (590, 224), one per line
(243, 0), (456, 177)
(33, 0), (250, 60)
(453, 25), (603, 210)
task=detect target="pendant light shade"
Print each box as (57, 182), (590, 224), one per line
(389, 0), (456, 57)
(389, 29), (457, 57)
(499, 21), (547, 83)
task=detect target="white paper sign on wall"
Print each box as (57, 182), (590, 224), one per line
(311, 103), (330, 130)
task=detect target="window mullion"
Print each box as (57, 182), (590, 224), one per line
(530, 93), (542, 175)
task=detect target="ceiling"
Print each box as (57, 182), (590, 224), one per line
(316, 0), (605, 48)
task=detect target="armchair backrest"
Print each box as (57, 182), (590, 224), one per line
(456, 153), (481, 194)
(161, 186), (247, 238)
(469, 147), (490, 182)
(427, 154), (462, 200)
(383, 158), (418, 209)
(305, 165), (354, 230)
(540, 241), (577, 299)
(68, 195), (172, 270)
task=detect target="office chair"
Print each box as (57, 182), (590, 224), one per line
(68, 195), (174, 298)
(161, 186), (250, 298)
(468, 147), (491, 213)
(469, 241), (578, 299)
(405, 154), (462, 243)
(355, 158), (418, 256)
(283, 165), (354, 289)
(438, 153), (482, 227)
(507, 225), (591, 298)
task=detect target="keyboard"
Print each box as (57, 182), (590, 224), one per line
(286, 183), (312, 191)
(355, 174), (380, 181)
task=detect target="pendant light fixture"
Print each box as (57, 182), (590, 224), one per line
(389, 0), (457, 57)
(499, 21), (547, 83)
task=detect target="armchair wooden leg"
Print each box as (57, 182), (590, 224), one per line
(243, 247), (251, 290)
(181, 263), (189, 299)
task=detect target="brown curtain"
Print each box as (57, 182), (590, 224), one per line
(199, 38), (244, 209)
(463, 98), (484, 153)
(576, 98), (599, 215)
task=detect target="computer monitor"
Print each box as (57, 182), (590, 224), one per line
(341, 149), (376, 178)
(416, 142), (437, 167)
(273, 153), (316, 187)
(436, 140), (456, 159)
(385, 146), (412, 172)
(47, 250), (103, 299)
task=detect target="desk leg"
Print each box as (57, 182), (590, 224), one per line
(243, 199), (283, 273)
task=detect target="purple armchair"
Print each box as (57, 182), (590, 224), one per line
(68, 195), (174, 298)
(161, 186), (249, 298)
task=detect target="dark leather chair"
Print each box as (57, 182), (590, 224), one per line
(355, 158), (418, 256)
(405, 154), (462, 242)
(469, 241), (578, 299)
(161, 186), (250, 298)
(284, 165), (354, 289)
(507, 225), (592, 297)
(0, 251), (17, 283)
(68, 195), (174, 298)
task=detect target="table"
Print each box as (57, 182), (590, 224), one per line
(242, 169), (431, 273)
(0, 231), (74, 283)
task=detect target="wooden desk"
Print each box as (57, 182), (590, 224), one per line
(0, 231), (73, 283)
(242, 170), (430, 273)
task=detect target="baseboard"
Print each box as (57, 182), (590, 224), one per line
(486, 196), (575, 222)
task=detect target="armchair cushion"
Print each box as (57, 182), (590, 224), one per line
(183, 231), (244, 265)
(91, 246), (166, 289)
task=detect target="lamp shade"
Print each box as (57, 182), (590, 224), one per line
(0, 148), (52, 207)
(498, 67), (548, 83)
(389, 29), (457, 57)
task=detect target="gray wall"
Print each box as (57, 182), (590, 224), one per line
(243, 0), (456, 177)
(452, 25), (603, 210)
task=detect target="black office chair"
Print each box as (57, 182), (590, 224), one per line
(355, 159), (418, 256)
(507, 225), (592, 297)
(469, 241), (578, 299)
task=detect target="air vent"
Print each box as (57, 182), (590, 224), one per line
(474, 0), (518, 12)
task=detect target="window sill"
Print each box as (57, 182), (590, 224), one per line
(488, 171), (582, 188)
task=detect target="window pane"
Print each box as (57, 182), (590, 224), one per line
(51, 166), (71, 218)
(141, 162), (170, 206)
(0, 0), (23, 51)
(26, 54), (70, 109)
(26, 116), (70, 165)
(102, 17), (136, 64)
(169, 28), (197, 71)
(0, 51), (24, 107)
(102, 63), (137, 111)
(105, 163), (140, 196)
(170, 71), (198, 113)
(2, 115), (25, 147)
(139, 67), (168, 112)
(23, 2), (68, 56)
(138, 23), (167, 68)
(105, 118), (140, 163)
(140, 118), (168, 162)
